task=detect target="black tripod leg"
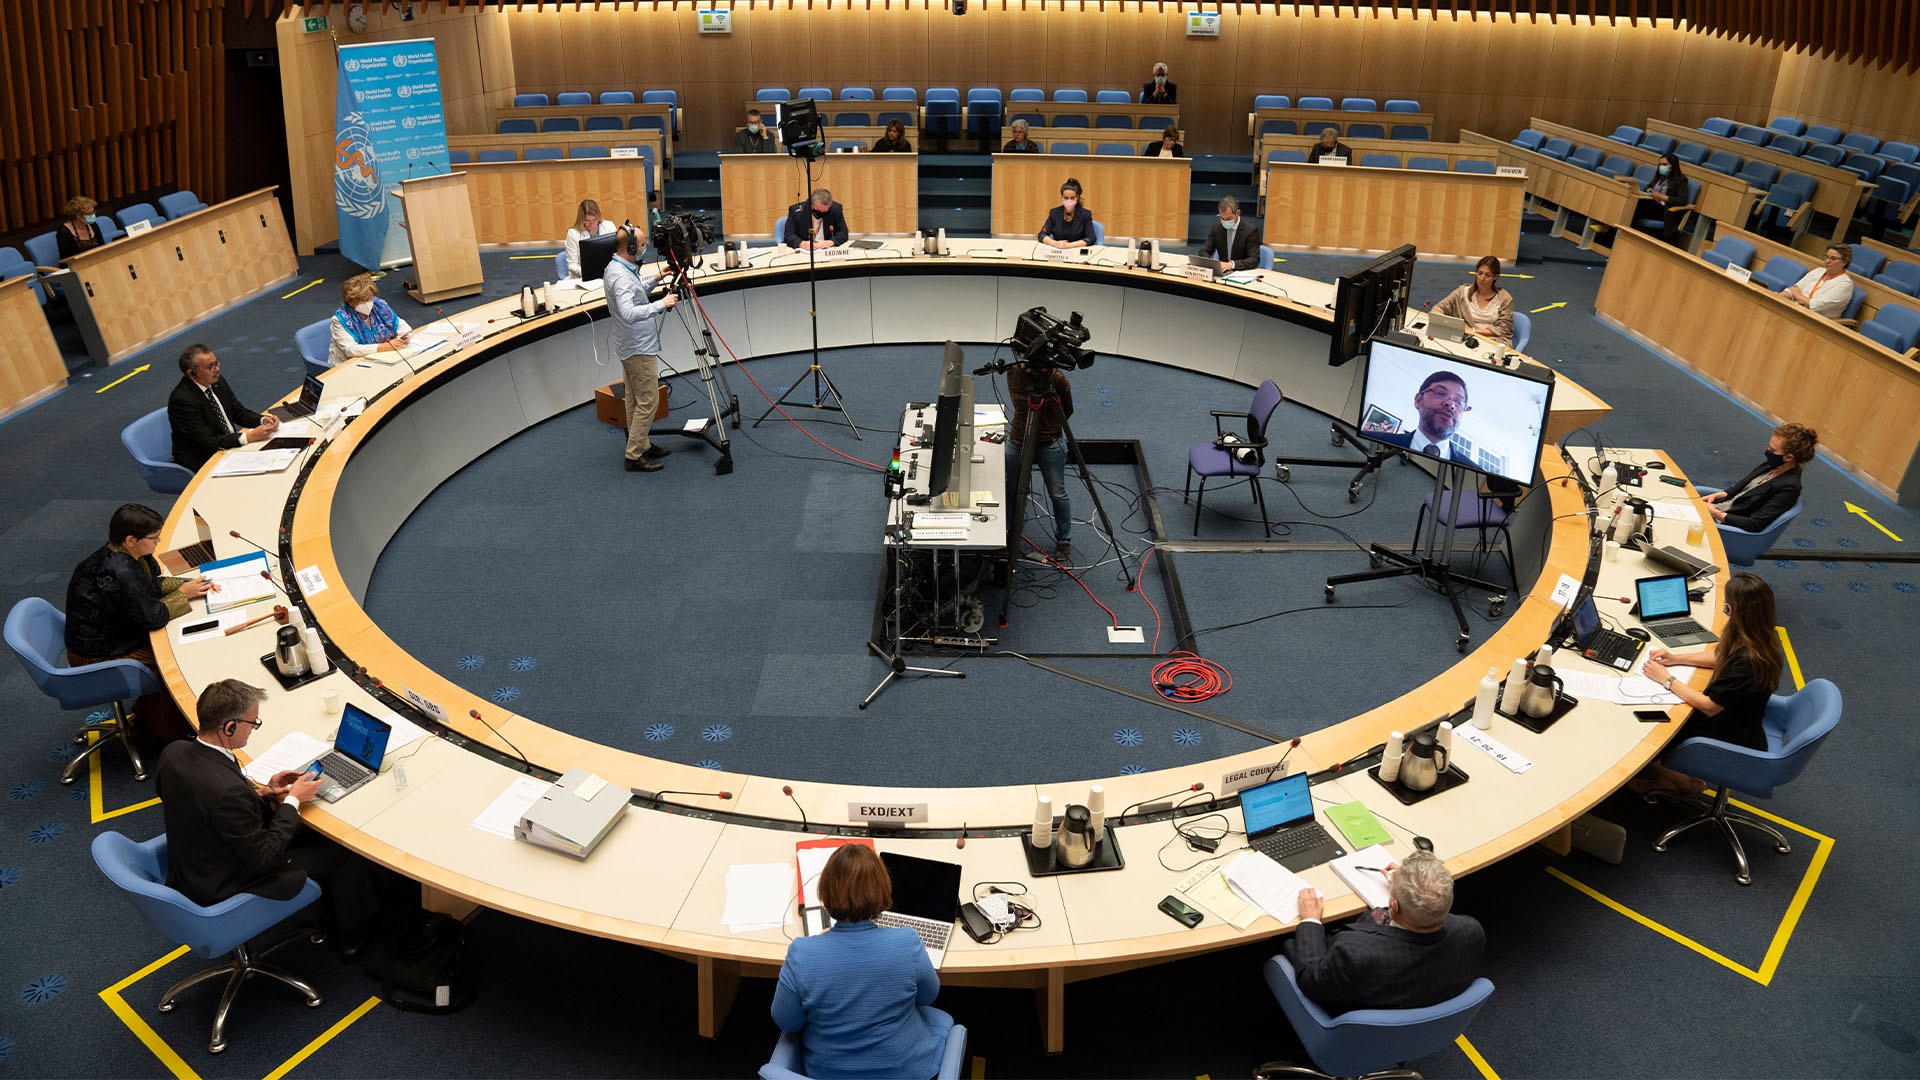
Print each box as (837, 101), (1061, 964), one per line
(1058, 416), (1136, 590)
(997, 408), (1043, 629)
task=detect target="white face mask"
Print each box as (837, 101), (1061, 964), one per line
(747, 122), (762, 133)
(353, 301), (374, 316)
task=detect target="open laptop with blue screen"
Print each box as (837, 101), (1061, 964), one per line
(1241, 773), (1345, 871)
(305, 704), (392, 803)
(1634, 573), (1719, 646)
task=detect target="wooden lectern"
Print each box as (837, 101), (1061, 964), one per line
(395, 172), (483, 303)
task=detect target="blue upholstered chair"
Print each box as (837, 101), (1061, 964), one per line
(1639, 132), (1676, 156)
(1647, 680), (1841, 885)
(1090, 220), (1106, 245)
(6, 597), (162, 784)
(1539, 137), (1574, 160)
(1767, 134), (1807, 156)
(1608, 125), (1644, 145)
(1872, 263), (1920, 298)
(92, 832), (326, 1053)
(512, 92), (549, 107)
(1860, 303), (1920, 353)
(1880, 142), (1919, 165)
(541, 117), (581, 133)
(599, 90), (635, 105)
(1749, 255), (1808, 292)
(475, 149), (516, 163)
(556, 91), (591, 106)
(1702, 149), (1743, 175)
(1839, 131), (1881, 155)
(1406, 156), (1447, 171)
(1051, 88), (1087, 103)
(1094, 141), (1132, 155)
(1390, 125), (1430, 140)
(628, 113), (667, 136)
(1268, 149), (1308, 165)
(553, 250), (569, 281)
(523, 147), (564, 161)
(1766, 116), (1806, 137)
(1258, 247), (1275, 271)
(121, 408), (195, 495)
(882, 87), (918, 102)
(827, 140), (863, 154)
(840, 87), (875, 102)
(1303, 120), (1340, 138)
(23, 231), (60, 270)
(772, 217), (788, 246)
(799, 86), (833, 101)
(1512, 128), (1546, 151)
(1596, 154), (1635, 179)
(924, 99), (961, 151)
(1511, 310), (1532, 353)
(498, 118), (536, 134)
(1454, 159), (1496, 174)
(1700, 117), (1736, 137)
(925, 87), (959, 103)
(159, 190), (209, 218)
(1346, 123), (1386, 140)
(1094, 89), (1130, 104)
(1185, 379), (1283, 538)
(1384, 99), (1420, 113)
(1674, 141), (1708, 165)
(760, 1016), (968, 1080)
(1095, 114), (1132, 130)
(966, 99), (1003, 148)
(1339, 97), (1377, 111)
(1731, 160), (1777, 189)
(1048, 141), (1089, 156)
(1567, 145), (1604, 171)
(1260, 119), (1298, 136)
(567, 146), (610, 158)
(1802, 123), (1842, 145)
(584, 115), (622, 132)
(447, 149), (471, 165)
(1254, 94), (1291, 110)
(116, 202), (164, 230)
(1731, 124), (1769, 146)
(1299, 96), (1334, 110)
(1803, 142), (1846, 167)
(1692, 485), (1803, 567)
(1255, 954), (1494, 1080)
(0, 246), (45, 304)
(641, 89), (679, 138)
(1699, 235), (1757, 272)
(1358, 153), (1399, 168)
(756, 88), (792, 102)
(95, 218), (126, 243)
(1849, 247), (1887, 280)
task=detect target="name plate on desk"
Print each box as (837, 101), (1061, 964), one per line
(1221, 760), (1292, 794)
(1723, 263), (1753, 284)
(1180, 263), (1218, 282)
(848, 801), (928, 824)
(818, 246), (851, 260)
(1496, 165), (1527, 177)
(1037, 245), (1072, 261)
(610, 146), (640, 159)
(1316, 156), (1347, 167)
(126, 219), (155, 237)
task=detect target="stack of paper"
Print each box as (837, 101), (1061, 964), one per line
(472, 776), (551, 839)
(1176, 864), (1262, 930)
(1222, 850), (1309, 924)
(1330, 845), (1396, 909)
(210, 449), (299, 477)
(200, 552), (275, 613)
(241, 731), (330, 785)
(723, 863), (793, 933)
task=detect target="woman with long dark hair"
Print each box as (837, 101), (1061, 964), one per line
(1635, 150), (1691, 242)
(1633, 572), (1786, 794)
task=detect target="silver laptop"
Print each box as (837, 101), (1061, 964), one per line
(873, 852), (963, 968)
(1426, 311), (1468, 343)
(1634, 574), (1719, 647)
(155, 510), (216, 575)
(304, 704), (393, 803)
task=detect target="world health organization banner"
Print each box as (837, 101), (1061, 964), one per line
(334, 39), (451, 271)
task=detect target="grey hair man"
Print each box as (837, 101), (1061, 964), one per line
(1285, 850), (1486, 1012)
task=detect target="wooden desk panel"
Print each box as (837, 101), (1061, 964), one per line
(1262, 163), (1522, 262)
(1596, 228), (1920, 503)
(461, 159), (656, 247)
(1523, 117), (1760, 232)
(718, 153), (919, 238)
(1256, 136), (1497, 198)
(1717, 223), (1914, 328)
(485, 102), (674, 165)
(447, 130), (668, 177)
(60, 188), (296, 366)
(990, 154), (1189, 242)
(1644, 118), (1872, 243)
(1460, 131), (1637, 247)
(0, 276), (65, 420)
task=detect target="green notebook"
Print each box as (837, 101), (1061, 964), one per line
(1325, 800), (1392, 849)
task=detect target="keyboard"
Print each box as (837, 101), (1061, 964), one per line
(175, 540), (216, 568)
(318, 750), (371, 787)
(1650, 616), (1709, 637)
(1581, 628), (1643, 671)
(1251, 821), (1337, 863)
(874, 911), (952, 951)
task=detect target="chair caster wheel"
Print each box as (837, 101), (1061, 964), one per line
(1324, 585), (1335, 603)
(1488, 595), (1506, 617)
(1275, 465), (1290, 482)
(1329, 426), (1343, 447)
(1457, 633), (1470, 653)
(1369, 554), (1383, 569)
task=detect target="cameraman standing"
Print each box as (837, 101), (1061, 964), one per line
(605, 224), (678, 472)
(1006, 360), (1074, 564)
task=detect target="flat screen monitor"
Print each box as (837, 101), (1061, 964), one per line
(578, 232), (620, 283)
(926, 341), (974, 504)
(1354, 339), (1555, 486)
(1330, 243), (1416, 367)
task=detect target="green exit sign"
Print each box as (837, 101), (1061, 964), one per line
(302, 15), (329, 33)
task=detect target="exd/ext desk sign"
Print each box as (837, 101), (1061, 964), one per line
(849, 802), (928, 825)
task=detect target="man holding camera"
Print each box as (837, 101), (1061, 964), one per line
(605, 224), (678, 472)
(1006, 359), (1074, 565)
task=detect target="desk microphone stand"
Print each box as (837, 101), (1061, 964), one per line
(995, 371), (1133, 630)
(1323, 460), (1508, 652)
(652, 247), (740, 475)
(753, 145), (862, 438)
(862, 442), (964, 710)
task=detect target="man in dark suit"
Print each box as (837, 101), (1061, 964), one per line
(156, 679), (390, 952)
(1371, 371), (1476, 464)
(1140, 63), (1177, 105)
(785, 188), (849, 250)
(167, 343), (278, 471)
(1196, 196), (1265, 273)
(1286, 851), (1485, 1012)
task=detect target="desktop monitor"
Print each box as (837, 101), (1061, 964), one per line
(1355, 339), (1555, 486)
(1330, 243), (1416, 367)
(926, 341), (974, 505)
(578, 232), (620, 283)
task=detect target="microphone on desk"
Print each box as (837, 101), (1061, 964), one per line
(229, 529), (289, 585)
(783, 785), (810, 832)
(1259, 738), (1304, 786)
(638, 788), (735, 810)
(467, 708), (533, 770)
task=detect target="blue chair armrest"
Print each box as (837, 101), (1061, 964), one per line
(760, 1031), (806, 1080)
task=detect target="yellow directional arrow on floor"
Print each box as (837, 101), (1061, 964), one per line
(1529, 301), (1566, 313)
(1844, 501), (1903, 541)
(281, 278), (323, 299)
(94, 364), (148, 394)
(1503, 272), (1534, 279)
(509, 253), (555, 260)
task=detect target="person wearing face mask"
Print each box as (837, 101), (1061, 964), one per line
(1195, 195), (1264, 273)
(1430, 255), (1515, 346)
(56, 195), (106, 258)
(327, 273), (413, 366)
(1700, 422), (1816, 532)
(733, 108), (779, 154)
(1631, 151), (1691, 243)
(563, 198), (617, 278)
(1632, 573), (1788, 796)
(1307, 127), (1352, 165)
(1141, 62), (1177, 105)
(1038, 178), (1094, 249)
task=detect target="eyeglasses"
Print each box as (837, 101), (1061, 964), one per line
(1420, 387), (1470, 411)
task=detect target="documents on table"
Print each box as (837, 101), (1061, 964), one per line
(1330, 845), (1396, 909)
(210, 448), (299, 477)
(1222, 850), (1309, 924)
(199, 552), (275, 613)
(1556, 666), (1692, 706)
(241, 731), (330, 785)
(1176, 863), (1262, 930)
(471, 776), (551, 839)
(723, 863), (794, 933)
(1648, 499), (1703, 525)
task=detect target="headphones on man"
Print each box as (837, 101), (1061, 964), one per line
(616, 224), (641, 260)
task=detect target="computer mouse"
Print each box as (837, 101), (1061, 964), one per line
(1412, 835), (1434, 853)
(1625, 627), (1651, 641)
(1462, 333), (1480, 349)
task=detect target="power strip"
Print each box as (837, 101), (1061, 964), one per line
(1106, 625), (1145, 644)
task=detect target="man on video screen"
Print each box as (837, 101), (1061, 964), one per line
(1373, 371), (1475, 464)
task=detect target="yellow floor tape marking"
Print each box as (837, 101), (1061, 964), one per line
(99, 946), (200, 1080)
(281, 279), (323, 299)
(1457, 1034), (1501, 1079)
(1776, 626), (1805, 690)
(85, 733), (161, 823)
(263, 995), (383, 1080)
(970, 1054), (986, 1079)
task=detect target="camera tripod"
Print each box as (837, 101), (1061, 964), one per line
(993, 365), (1134, 629)
(651, 245), (741, 474)
(752, 147), (862, 438)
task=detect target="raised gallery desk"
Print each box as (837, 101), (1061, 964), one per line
(58, 188), (297, 366)
(1247, 106), (1436, 141)
(1262, 161), (1523, 262)
(719, 153), (920, 239)
(1460, 130), (1639, 250)
(1644, 118), (1872, 245)
(458, 157), (657, 248)
(1521, 117), (1761, 242)
(0, 274), (65, 421)
(1256, 135), (1497, 188)
(154, 240), (1656, 1053)
(989, 154), (1190, 242)
(1596, 228), (1920, 505)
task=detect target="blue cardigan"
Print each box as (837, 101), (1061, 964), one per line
(771, 921), (950, 1079)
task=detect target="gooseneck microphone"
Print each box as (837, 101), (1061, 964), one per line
(229, 529), (289, 591)
(467, 707), (532, 770)
(784, 784), (810, 832)
(1117, 783), (1206, 824)
(638, 788), (735, 810)
(1260, 738), (1304, 786)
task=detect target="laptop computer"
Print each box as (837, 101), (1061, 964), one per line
(269, 375), (326, 422)
(155, 509), (217, 575)
(1567, 590), (1645, 671)
(304, 703), (393, 803)
(1240, 773), (1346, 872)
(1425, 310), (1468, 343)
(1641, 540), (1718, 580)
(873, 852), (963, 969)
(1633, 574), (1719, 646)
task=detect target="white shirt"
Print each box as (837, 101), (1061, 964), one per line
(1413, 431), (1457, 459)
(564, 219), (616, 278)
(1789, 268), (1854, 320)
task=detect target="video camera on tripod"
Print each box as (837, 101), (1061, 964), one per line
(974, 307), (1097, 376)
(649, 208), (720, 271)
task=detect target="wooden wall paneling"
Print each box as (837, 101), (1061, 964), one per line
(1350, 10), (1427, 103)
(1099, 9), (1167, 94)
(1231, 11), (1300, 96)
(683, 80), (758, 152)
(461, 160), (653, 246)
(866, 8), (931, 90)
(983, 7), (1049, 91)
(0, 277), (69, 421)
(616, 10), (687, 91)
(476, 8), (519, 94)
(747, 8), (818, 95)
(808, 7), (874, 84)
(505, 7), (566, 95)
(926, 11), (994, 91)
(1159, 9), (1226, 102)
(556, 11), (628, 95)
(1042, 10), (1109, 92)
(1291, 9), (1366, 92)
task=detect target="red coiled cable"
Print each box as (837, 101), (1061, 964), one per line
(1151, 651), (1231, 702)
